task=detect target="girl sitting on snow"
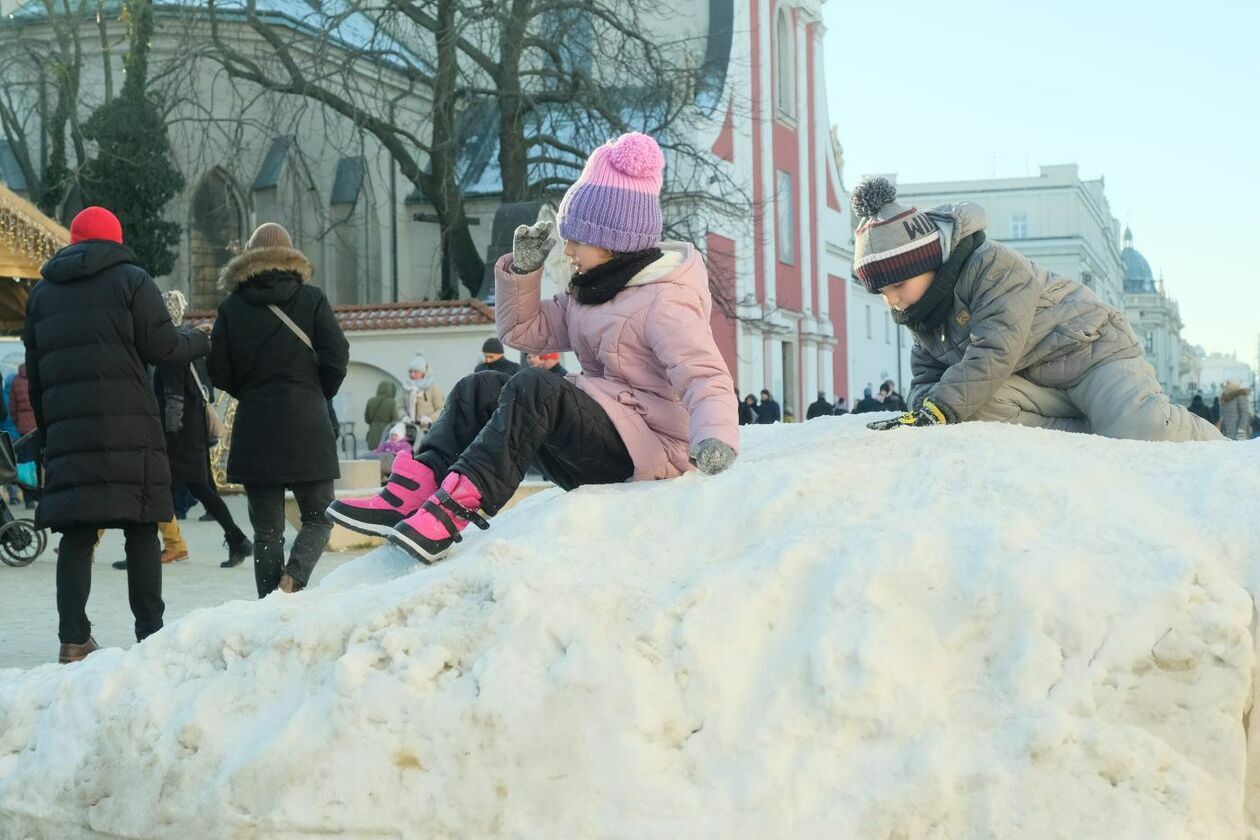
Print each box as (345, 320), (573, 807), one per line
(329, 132), (740, 562)
(850, 176), (1220, 441)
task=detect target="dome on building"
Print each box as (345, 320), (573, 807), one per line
(1121, 226), (1156, 294)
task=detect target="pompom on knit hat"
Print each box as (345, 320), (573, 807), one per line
(850, 176), (944, 293)
(244, 222), (293, 250)
(162, 290), (188, 326)
(558, 132), (665, 253)
(408, 352), (428, 373)
(69, 206), (123, 245)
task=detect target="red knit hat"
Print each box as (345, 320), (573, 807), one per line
(540, 353), (560, 361)
(69, 207), (123, 245)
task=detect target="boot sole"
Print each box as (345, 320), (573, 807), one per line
(326, 504), (404, 538)
(385, 525), (449, 565)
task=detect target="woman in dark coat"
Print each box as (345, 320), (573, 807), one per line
(739, 394), (758, 426)
(23, 206), (209, 661)
(155, 291), (251, 568)
(208, 223), (348, 596)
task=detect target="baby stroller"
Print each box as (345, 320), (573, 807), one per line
(0, 431), (47, 566)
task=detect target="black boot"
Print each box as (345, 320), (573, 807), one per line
(221, 535), (253, 568)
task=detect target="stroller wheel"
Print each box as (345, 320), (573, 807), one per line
(0, 519), (47, 567)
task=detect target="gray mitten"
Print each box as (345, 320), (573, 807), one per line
(690, 439), (736, 475)
(512, 221), (556, 274)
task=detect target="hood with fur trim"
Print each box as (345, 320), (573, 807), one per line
(1221, 383), (1251, 403)
(219, 246), (313, 291)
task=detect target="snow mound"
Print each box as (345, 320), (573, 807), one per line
(3, 421), (1260, 838)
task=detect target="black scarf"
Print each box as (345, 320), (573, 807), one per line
(890, 231), (986, 333)
(568, 248), (663, 305)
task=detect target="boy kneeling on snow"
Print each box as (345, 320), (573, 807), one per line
(328, 133), (739, 563)
(851, 177), (1220, 442)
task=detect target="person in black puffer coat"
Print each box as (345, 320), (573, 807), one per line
(24, 207), (209, 663)
(208, 223), (348, 597)
(155, 290), (252, 568)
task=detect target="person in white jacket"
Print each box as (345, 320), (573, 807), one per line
(401, 353), (445, 431)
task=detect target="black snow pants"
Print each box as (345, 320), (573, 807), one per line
(416, 368), (634, 514)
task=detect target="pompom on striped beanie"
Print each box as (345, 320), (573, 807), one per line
(558, 132), (664, 253)
(851, 176), (944, 293)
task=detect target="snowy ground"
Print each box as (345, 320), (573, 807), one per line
(0, 495), (366, 670)
(2, 418), (1260, 838)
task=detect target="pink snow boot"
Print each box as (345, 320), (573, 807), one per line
(387, 472), (489, 564)
(326, 451), (438, 537)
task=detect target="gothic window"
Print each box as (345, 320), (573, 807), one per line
(189, 170), (246, 310)
(329, 157), (382, 305)
(775, 8), (796, 120)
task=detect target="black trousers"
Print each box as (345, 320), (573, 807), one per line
(416, 368), (634, 514)
(245, 480), (334, 597)
(57, 524), (162, 644)
(185, 480), (246, 546)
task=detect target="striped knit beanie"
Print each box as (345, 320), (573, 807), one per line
(558, 132), (664, 253)
(851, 176), (944, 292)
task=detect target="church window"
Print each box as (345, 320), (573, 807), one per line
(775, 9), (796, 120)
(776, 170), (795, 265)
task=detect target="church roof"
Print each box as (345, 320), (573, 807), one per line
(404, 94), (669, 204)
(0, 142), (27, 193)
(6, 0), (425, 71)
(1121, 226), (1156, 294)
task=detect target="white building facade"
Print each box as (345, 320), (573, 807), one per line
(896, 164), (1127, 309)
(651, 0), (852, 420)
(1120, 228), (1187, 398)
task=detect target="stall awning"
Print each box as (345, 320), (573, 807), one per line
(0, 182), (70, 332)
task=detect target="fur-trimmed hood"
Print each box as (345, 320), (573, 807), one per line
(219, 246), (312, 290)
(1222, 383), (1251, 403)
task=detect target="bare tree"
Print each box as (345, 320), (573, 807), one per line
(199, 0), (751, 299)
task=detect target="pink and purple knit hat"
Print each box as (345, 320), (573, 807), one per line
(558, 132), (664, 253)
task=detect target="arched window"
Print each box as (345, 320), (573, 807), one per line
(329, 156), (382, 305)
(775, 8), (796, 120)
(189, 169), (246, 310)
(252, 137), (324, 285)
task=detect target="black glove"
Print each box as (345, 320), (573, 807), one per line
(867, 399), (948, 431)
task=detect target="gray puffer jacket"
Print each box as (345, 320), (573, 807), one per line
(907, 203), (1142, 422)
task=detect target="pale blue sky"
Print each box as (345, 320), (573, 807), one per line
(822, 0), (1260, 366)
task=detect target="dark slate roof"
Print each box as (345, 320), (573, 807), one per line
(252, 136), (293, 190)
(430, 95), (669, 201)
(331, 156), (365, 204)
(6, 0), (427, 72)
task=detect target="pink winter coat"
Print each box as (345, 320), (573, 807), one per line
(496, 243), (739, 482)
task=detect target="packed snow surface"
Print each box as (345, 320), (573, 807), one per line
(3, 419), (1260, 838)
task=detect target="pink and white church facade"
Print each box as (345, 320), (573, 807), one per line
(688, 0), (856, 418)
